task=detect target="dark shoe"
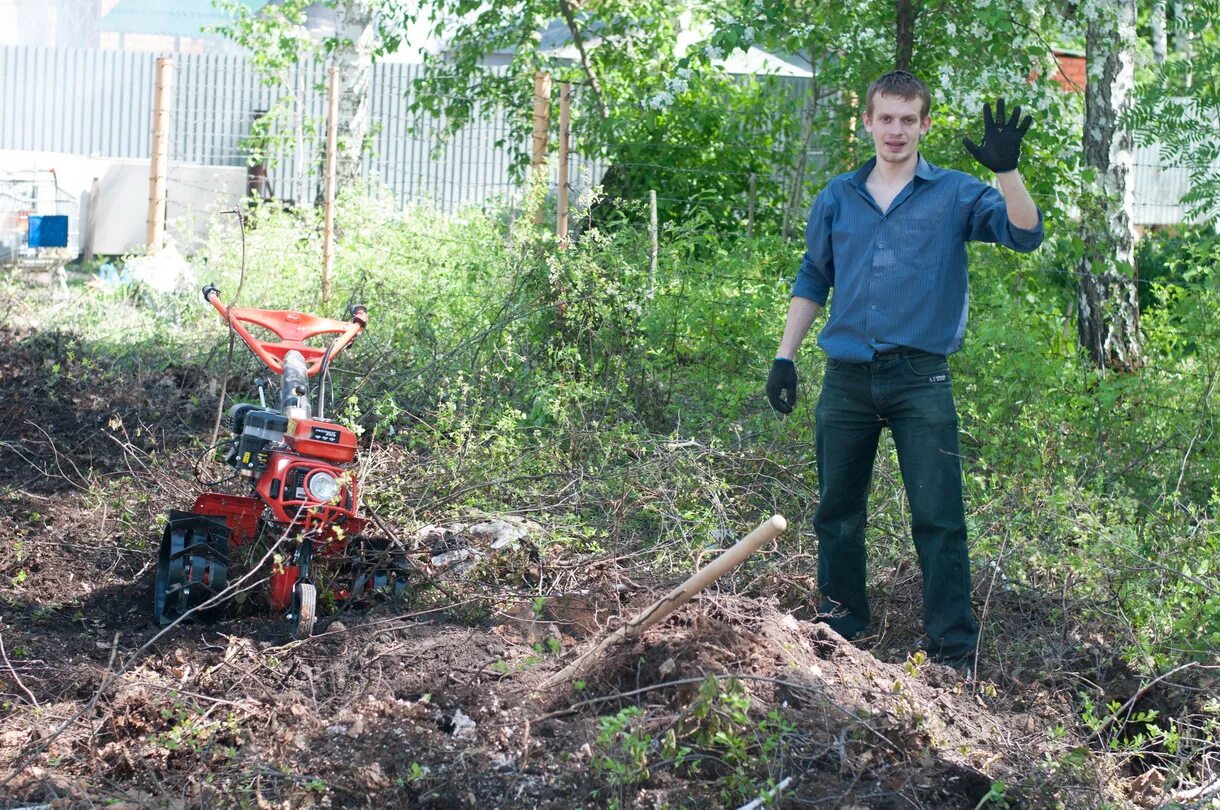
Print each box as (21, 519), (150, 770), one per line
(816, 602), (867, 641)
(933, 651), (976, 678)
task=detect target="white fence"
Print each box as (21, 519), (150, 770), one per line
(0, 46), (606, 218)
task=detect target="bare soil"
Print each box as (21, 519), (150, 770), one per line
(0, 320), (1209, 809)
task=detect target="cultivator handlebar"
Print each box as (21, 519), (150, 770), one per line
(202, 284), (367, 377)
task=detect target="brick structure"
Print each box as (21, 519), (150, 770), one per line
(1051, 49), (1086, 92)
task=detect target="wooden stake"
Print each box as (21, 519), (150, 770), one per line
(649, 189), (658, 287)
(146, 57), (173, 255)
(531, 71), (552, 225)
(322, 66), (338, 307)
(540, 515), (787, 690)
(556, 81), (571, 246)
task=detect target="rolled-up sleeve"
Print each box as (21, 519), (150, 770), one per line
(966, 182), (1044, 253)
(792, 189), (836, 304)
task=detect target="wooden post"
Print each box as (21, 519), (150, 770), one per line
(146, 57), (173, 255)
(649, 189), (658, 288)
(531, 71), (551, 225)
(540, 515), (787, 689)
(556, 81), (571, 246)
(322, 66), (338, 307)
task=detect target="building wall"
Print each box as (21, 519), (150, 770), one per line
(1051, 51), (1086, 92)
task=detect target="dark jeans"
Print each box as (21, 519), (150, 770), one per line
(813, 348), (978, 661)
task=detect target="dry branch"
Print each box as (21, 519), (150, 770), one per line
(540, 514), (786, 689)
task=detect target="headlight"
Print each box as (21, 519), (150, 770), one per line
(306, 470), (339, 503)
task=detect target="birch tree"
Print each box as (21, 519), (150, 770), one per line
(215, 0), (412, 202)
(1076, 0), (1143, 372)
(1149, 0), (1168, 64)
(332, 0), (377, 193)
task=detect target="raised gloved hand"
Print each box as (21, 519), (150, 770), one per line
(962, 98), (1032, 174)
(766, 358), (798, 414)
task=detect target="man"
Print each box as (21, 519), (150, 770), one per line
(765, 70), (1043, 667)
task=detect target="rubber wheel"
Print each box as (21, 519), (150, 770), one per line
(291, 583), (317, 639)
(153, 511), (230, 625)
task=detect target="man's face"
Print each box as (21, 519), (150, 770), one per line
(863, 94), (930, 166)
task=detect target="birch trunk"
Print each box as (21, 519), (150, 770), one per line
(1150, 0), (1168, 64)
(1171, 0), (1193, 87)
(332, 0), (375, 197)
(1171, 0), (1190, 55)
(1077, 0), (1143, 372)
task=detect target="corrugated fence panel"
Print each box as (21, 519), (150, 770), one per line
(0, 46), (533, 214)
(1131, 144), (1217, 225)
(0, 46), (603, 215)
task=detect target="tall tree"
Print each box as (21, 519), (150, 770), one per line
(332, 0), (377, 193)
(1150, 0), (1168, 64)
(894, 0), (920, 70)
(697, 0), (1084, 221)
(1077, 0), (1143, 372)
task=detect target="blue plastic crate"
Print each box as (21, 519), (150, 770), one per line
(28, 215), (69, 248)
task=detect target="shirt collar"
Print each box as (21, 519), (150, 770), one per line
(850, 154), (938, 188)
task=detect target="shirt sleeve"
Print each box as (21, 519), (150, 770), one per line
(964, 179), (1044, 253)
(791, 187), (836, 304)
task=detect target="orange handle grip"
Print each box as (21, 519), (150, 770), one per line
(203, 285), (366, 377)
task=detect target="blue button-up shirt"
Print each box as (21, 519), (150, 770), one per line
(792, 155), (1044, 363)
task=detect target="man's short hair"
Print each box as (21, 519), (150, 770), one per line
(866, 70), (932, 118)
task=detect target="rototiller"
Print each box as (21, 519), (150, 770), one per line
(153, 285), (407, 637)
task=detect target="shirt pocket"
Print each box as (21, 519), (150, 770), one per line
(898, 215), (951, 267)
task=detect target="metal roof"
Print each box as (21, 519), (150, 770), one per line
(100, 0), (265, 37)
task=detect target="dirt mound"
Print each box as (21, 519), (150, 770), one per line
(0, 536), (1120, 810)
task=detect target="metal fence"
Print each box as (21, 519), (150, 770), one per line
(0, 45), (607, 215)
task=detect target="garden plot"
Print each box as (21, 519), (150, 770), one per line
(3, 314), (1203, 810)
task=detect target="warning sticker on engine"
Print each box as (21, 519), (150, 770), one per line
(310, 426), (342, 443)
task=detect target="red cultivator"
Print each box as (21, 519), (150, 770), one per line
(153, 285), (408, 637)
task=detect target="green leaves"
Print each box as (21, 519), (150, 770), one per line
(211, 0), (320, 77)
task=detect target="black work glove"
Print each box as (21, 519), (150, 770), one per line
(766, 358), (798, 414)
(962, 98), (1032, 173)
